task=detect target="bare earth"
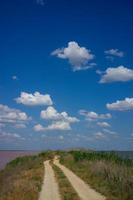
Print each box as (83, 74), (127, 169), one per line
(54, 158), (106, 200)
(39, 160), (61, 200)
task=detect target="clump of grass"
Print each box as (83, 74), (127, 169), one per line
(60, 151), (133, 200)
(53, 164), (80, 200)
(0, 152), (53, 200)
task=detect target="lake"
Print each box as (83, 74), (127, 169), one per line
(0, 150), (40, 170)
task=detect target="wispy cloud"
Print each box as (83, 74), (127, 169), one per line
(105, 49), (124, 58)
(79, 109), (111, 121)
(12, 75), (18, 80)
(36, 0), (45, 6)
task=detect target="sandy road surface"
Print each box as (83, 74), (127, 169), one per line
(54, 158), (106, 200)
(39, 160), (61, 200)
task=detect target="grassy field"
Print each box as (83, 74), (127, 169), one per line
(53, 164), (80, 200)
(60, 151), (133, 200)
(0, 151), (55, 200)
(0, 150), (133, 200)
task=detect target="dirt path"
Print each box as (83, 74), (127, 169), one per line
(39, 160), (61, 200)
(54, 158), (106, 200)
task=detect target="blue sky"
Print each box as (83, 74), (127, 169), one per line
(0, 0), (133, 150)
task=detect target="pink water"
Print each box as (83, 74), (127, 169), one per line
(0, 151), (39, 170)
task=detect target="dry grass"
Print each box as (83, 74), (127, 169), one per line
(60, 151), (133, 200)
(53, 164), (80, 200)
(0, 152), (54, 200)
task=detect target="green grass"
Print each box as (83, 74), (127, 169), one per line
(0, 151), (55, 200)
(60, 151), (133, 200)
(53, 164), (80, 200)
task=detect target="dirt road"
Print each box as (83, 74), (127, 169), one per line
(54, 158), (106, 200)
(39, 160), (61, 200)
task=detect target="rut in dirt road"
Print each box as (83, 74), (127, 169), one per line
(39, 160), (61, 200)
(54, 158), (106, 200)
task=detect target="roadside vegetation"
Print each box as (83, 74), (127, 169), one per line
(0, 150), (133, 200)
(60, 150), (133, 200)
(53, 164), (80, 200)
(0, 151), (55, 200)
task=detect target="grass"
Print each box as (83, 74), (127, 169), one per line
(1, 150), (133, 200)
(53, 164), (80, 200)
(60, 151), (133, 200)
(0, 151), (55, 200)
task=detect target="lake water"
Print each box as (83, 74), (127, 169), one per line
(0, 151), (40, 170)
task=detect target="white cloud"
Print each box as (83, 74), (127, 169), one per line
(34, 121), (71, 132)
(104, 49), (124, 57)
(12, 75), (18, 80)
(35, 106), (79, 132)
(93, 132), (106, 140)
(41, 106), (79, 123)
(36, 0), (45, 6)
(0, 104), (30, 124)
(51, 41), (95, 71)
(103, 129), (118, 136)
(0, 132), (24, 141)
(107, 98), (133, 111)
(34, 124), (44, 132)
(97, 122), (111, 128)
(79, 109), (111, 121)
(15, 91), (53, 106)
(99, 66), (133, 83)
(47, 121), (71, 131)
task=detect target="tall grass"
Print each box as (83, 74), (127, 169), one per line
(60, 151), (133, 200)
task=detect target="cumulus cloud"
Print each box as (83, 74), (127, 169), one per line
(79, 109), (111, 121)
(106, 98), (133, 111)
(99, 66), (133, 83)
(35, 106), (79, 132)
(41, 106), (79, 123)
(105, 49), (124, 57)
(0, 104), (30, 124)
(34, 124), (44, 131)
(97, 122), (111, 128)
(34, 121), (71, 131)
(15, 91), (53, 106)
(51, 41), (95, 71)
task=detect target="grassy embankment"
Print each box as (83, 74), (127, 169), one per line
(53, 163), (80, 200)
(0, 151), (55, 200)
(60, 151), (133, 200)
